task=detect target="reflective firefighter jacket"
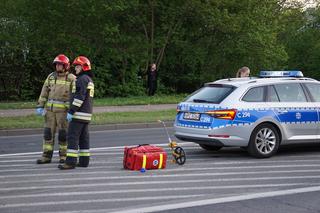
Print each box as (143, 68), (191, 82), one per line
(37, 72), (76, 112)
(68, 73), (94, 123)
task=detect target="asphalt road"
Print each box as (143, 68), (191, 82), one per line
(0, 127), (320, 213)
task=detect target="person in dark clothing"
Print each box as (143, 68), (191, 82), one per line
(58, 56), (94, 170)
(147, 63), (157, 96)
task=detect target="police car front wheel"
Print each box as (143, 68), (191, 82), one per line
(248, 123), (280, 158)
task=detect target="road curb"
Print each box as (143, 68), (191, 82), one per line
(0, 122), (174, 137)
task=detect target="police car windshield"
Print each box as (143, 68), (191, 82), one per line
(185, 84), (235, 104)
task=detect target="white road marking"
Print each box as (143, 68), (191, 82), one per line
(0, 158), (320, 169)
(110, 186), (320, 213)
(0, 183), (315, 200)
(0, 194), (204, 209)
(1, 175), (320, 192)
(1, 166), (320, 181)
(0, 142), (192, 157)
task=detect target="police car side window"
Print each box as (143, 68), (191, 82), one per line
(274, 83), (306, 102)
(267, 85), (280, 102)
(305, 83), (320, 102)
(242, 86), (265, 102)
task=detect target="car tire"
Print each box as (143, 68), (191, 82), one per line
(248, 123), (280, 158)
(199, 144), (222, 151)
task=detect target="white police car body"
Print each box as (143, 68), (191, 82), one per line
(174, 71), (320, 158)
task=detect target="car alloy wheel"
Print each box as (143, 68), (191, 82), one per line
(248, 123), (280, 158)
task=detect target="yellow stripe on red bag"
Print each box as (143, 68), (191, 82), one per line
(142, 154), (147, 169)
(158, 154), (163, 169)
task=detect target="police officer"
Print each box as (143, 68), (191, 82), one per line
(58, 56), (94, 170)
(36, 54), (76, 164)
(236, 66), (250, 78)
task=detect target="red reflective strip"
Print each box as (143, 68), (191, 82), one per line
(208, 135), (230, 138)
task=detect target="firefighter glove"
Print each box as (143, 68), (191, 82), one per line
(66, 113), (73, 122)
(36, 108), (44, 116)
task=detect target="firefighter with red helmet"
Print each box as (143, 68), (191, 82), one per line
(58, 56), (94, 170)
(36, 54), (76, 164)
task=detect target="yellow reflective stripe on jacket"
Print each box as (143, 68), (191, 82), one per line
(46, 79), (71, 85)
(87, 82), (94, 90)
(46, 99), (69, 108)
(45, 78), (71, 85)
(46, 103), (68, 108)
(87, 82), (94, 97)
(73, 112), (92, 121)
(72, 98), (84, 107)
(55, 80), (71, 85)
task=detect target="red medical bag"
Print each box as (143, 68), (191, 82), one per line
(123, 144), (167, 170)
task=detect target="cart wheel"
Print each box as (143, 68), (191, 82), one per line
(174, 146), (186, 165)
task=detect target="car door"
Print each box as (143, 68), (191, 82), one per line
(303, 82), (320, 140)
(268, 83), (318, 141)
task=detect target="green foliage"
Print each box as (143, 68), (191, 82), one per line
(279, 5), (320, 79)
(1, 0), (319, 100)
(0, 94), (186, 109)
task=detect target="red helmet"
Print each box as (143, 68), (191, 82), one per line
(53, 54), (70, 70)
(72, 56), (91, 71)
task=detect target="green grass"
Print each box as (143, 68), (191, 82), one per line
(0, 94), (186, 109)
(0, 102), (37, 110)
(94, 94), (186, 106)
(0, 109), (177, 129)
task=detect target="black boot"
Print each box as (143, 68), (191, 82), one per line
(36, 157), (51, 164)
(58, 164), (75, 170)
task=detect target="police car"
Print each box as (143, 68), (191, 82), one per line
(174, 71), (320, 158)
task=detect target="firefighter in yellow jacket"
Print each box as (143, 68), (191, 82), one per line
(36, 54), (76, 164)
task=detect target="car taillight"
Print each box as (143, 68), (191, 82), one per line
(205, 109), (237, 120)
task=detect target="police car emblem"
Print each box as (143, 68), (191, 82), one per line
(153, 160), (159, 166)
(296, 112), (301, 120)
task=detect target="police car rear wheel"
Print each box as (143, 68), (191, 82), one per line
(199, 144), (222, 151)
(248, 123), (280, 158)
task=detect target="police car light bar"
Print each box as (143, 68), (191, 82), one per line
(259, 71), (303, 78)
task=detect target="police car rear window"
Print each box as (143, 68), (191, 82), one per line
(184, 84), (235, 104)
(242, 86), (265, 102)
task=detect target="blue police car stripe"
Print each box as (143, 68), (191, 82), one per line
(176, 104), (319, 130)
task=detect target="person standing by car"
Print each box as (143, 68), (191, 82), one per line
(36, 54), (76, 164)
(58, 56), (94, 170)
(236, 66), (250, 78)
(147, 63), (157, 96)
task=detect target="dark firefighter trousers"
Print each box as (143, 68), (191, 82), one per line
(65, 120), (90, 167)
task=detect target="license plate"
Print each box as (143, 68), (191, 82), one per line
(183, 112), (200, 121)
